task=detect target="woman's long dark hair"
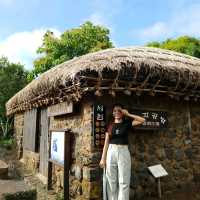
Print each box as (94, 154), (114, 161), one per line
(107, 103), (125, 137)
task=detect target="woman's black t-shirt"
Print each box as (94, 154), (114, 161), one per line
(109, 119), (132, 145)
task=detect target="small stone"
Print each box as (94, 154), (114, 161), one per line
(175, 149), (184, 161)
(70, 164), (76, 176)
(90, 152), (102, 164)
(83, 167), (100, 181)
(148, 146), (156, 155)
(156, 149), (166, 160)
(184, 148), (193, 159)
(70, 180), (82, 197)
(129, 188), (135, 199)
(165, 148), (174, 160)
(138, 143), (145, 153)
(82, 179), (101, 199)
(75, 165), (82, 181)
(135, 185), (145, 199)
(0, 160), (8, 179)
(184, 139), (191, 145)
(130, 171), (139, 188)
(193, 173), (200, 183)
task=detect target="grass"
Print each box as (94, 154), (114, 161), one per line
(2, 189), (37, 200)
(0, 137), (14, 149)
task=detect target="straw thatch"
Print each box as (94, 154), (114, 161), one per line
(6, 46), (200, 116)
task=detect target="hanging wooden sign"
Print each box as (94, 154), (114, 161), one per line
(48, 102), (73, 116)
(93, 104), (106, 147)
(132, 110), (168, 129)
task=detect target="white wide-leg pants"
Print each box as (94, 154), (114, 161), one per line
(106, 144), (131, 200)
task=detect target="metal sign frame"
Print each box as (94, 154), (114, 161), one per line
(48, 129), (71, 200)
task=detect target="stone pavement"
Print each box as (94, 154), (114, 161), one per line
(0, 179), (30, 199)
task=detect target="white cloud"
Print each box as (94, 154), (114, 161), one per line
(87, 0), (123, 26)
(137, 22), (170, 39)
(0, 28), (61, 70)
(84, 0), (123, 46)
(85, 12), (120, 47)
(86, 12), (108, 27)
(86, 11), (115, 34)
(132, 3), (200, 43)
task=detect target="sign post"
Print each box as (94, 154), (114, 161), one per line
(148, 164), (168, 198)
(93, 104), (106, 148)
(64, 132), (70, 200)
(131, 110), (168, 130)
(48, 130), (71, 200)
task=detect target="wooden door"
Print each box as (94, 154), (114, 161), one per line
(39, 108), (49, 177)
(23, 109), (37, 152)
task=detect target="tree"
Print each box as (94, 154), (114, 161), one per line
(28, 21), (113, 80)
(0, 57), (28, 121)
(147, 36), (200, 58)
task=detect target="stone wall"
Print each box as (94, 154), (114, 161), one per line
(129, 107), (193, 199)
(190, 103), (200, 184)
(14, 113), (40, 175)
(13, 103), (102, 199)
(89, 94), (198, 199)
(49, 101), (102, 199)
(49, 94), (196, 199)
(23, 150), (40, 174)
(13, 94), (200, 199)
(14, 113), (24, 160)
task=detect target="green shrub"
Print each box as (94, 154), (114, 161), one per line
(0, 118), (13, 139)
(2, 189), (37, 200)
(56, 191), (64, 200)
(0, 138), (14, 150)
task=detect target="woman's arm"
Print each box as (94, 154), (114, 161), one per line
(99, 132), (110, 168)
(122, 109), (145, 126)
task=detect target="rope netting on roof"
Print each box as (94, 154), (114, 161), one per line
(6, 47), (200, 116)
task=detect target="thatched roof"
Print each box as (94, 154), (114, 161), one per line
(6, 46), (200, 116)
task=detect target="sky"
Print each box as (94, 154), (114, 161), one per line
(0, 0), (200, 70)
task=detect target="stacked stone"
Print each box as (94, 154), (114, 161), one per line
(190, 105), (200, 184)
(128, 106), (194, 199)
(0, 160), (8, 179)
(13, 95), (200, 199)
(14, 114), (24, 159)
(50, 103), (102, 199)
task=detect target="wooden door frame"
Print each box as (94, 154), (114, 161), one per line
(39, 108), (49, 179)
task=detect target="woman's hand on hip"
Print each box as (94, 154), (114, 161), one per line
(99, 158), (106, 168)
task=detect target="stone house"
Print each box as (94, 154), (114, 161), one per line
(6, 47), (200, 199)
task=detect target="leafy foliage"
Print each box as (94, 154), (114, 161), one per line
(28, 21), (113, 80)
(147, 36), (200, 58)
(0, 137), (14, 150)
(0, 57), (28, 136)
(0, 118), (13, 138)
(56, 191), (64, 200)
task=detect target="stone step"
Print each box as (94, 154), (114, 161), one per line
(0, 160), (8, 179)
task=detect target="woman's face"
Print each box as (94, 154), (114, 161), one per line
(113, 106), (123, 119)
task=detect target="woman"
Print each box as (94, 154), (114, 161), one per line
(99, 104), (145, 200)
